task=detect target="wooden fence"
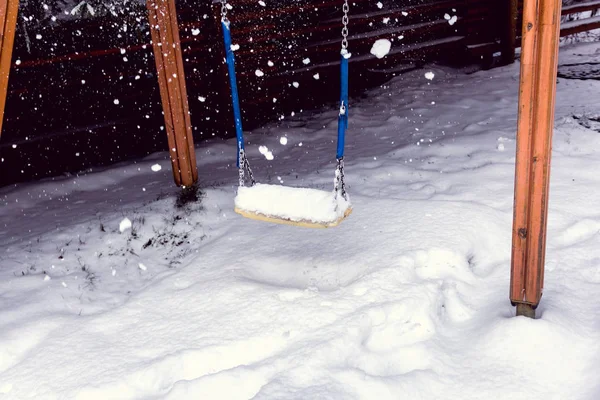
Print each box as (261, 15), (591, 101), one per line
(561, 0), (600, 36)
(1, 0), (599, 186)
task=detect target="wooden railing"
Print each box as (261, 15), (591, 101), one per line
(561, 0), (600, 36)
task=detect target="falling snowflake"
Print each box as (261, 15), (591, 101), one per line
(258, 146), (274, 160)
(370, 39), (391, 59)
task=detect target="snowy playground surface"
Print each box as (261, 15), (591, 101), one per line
(1, 42), (600, 399)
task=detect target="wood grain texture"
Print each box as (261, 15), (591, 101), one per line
(510, 0), (562, 309)
(147, 0), (198, 187)
(0, 0), (18, 138)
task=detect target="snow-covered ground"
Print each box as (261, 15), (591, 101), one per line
(1, 42), (600, 399)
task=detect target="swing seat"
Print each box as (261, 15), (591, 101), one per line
(234, 183), (352, 228)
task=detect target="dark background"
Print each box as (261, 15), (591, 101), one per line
(0, 0), (517, 187)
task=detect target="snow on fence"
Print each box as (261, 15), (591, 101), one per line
(561, 0), (600, 36)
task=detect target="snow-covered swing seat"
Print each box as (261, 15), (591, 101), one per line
(219, 0), (353, 228)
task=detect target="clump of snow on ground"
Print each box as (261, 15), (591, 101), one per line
(370, 39), (391, 58)
(119, 217), (132, 233)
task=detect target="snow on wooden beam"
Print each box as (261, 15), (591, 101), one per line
(510, 0), (562, 318)
(147, 0), (198, 188)
(561, 15), (600, 37)
(0, 0), (19, 139)
(561, 0), (600, 15)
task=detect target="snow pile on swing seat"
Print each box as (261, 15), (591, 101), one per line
(235, 183), (351, 226)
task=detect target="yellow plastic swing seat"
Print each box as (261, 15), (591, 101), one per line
(234, 183), (352, 228)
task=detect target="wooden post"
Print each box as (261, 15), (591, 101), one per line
(0, 0), (19, 139)
(147, 0), (198, 187)
(510, 0), (562, 318)
(500, 0), (518, 65)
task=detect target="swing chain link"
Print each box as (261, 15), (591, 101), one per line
(341, 0), (349, 50)
(245, 155), (256, 186)
(238, 149), (245, 186)
(220, 0), (228, 23)
(238, 149), (256, 187)
(335, 157), (348, 200)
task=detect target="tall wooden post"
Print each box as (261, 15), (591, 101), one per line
(147, 0), (198, 187)
(510, 0), (562, 318)
(0, 0), (19, 138)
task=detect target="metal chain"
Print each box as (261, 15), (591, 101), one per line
(221, 0), (228, 23)
(334, 157), (347, 200)
(341, 0), (349, 50)
(238, 150), (256, 187)
(238, 149), (245, 187)
(244, 155), (256, 186)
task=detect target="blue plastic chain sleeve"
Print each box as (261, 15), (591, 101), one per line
(336, 55), (349, 159)
(222, 20), (245, 168)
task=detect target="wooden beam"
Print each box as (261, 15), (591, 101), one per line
(510, 0), (562, 318)
(561, 0), (600, 15)
(147, 0), (198, 187)
(561, 16), (600, 37)
(500, 0), (519, 65)
(0, 0), (19, 139)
